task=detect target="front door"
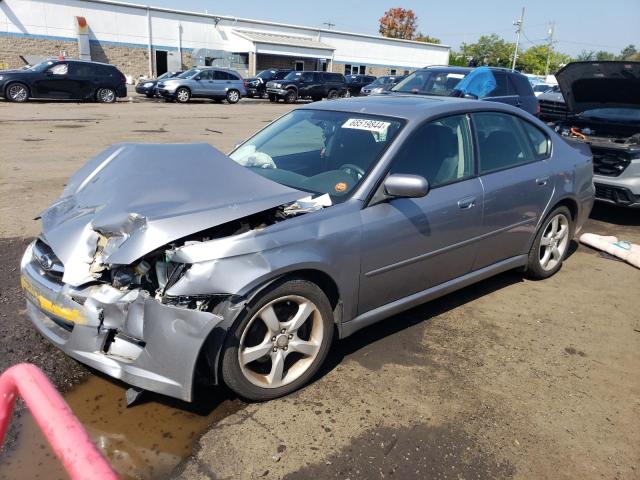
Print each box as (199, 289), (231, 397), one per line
(192, 69), (214, 96)
(358, 114), (483, 314)
(33, 62), (74, 98)
(470, 111), (554, 269)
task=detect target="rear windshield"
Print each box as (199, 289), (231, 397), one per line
(392, 70), (466, 96)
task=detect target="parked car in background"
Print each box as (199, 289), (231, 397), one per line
(344, 74), (377, 97)
(157, 67), (246, 104)
(361, 75), (405, 95)
(135, 71), (183, 98)
(552, 61), (640, 208)
(0, 58), (127, 103)
(245, 69), (292, 98)
(538, 85), (568, 122)
(389, 66), (539, 116)
(532, 83), (553, 96)
(21, 95), (593, 403)
(266, 71), (346, 103)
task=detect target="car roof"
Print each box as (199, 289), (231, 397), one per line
(300, 94), (523, 122)
(44, 57), (116, 67)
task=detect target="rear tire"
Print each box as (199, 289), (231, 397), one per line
(327, 89), (339, 100)
(221, 279), (334, 401)
(525, 206), (573, 279)
(283, 89), (297, 104)
(175, 87), (191, 103)
(6, 82), (30, 102)
(226, 89), (240, 104)
(96, 87), (116, 103)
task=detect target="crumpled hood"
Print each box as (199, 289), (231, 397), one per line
(556, 61), (640, 114)
(40, 143), (306, 286)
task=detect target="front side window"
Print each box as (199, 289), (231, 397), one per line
(301, 72), (314, 82)
(230, 110), (403, 202)
(49, 63), (68, 75)
(389, 115), (473, 187)
(473, 112), (537, 173)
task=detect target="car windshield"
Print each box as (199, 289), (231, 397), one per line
(27, 60), (55, 72)
(392, 70), (467, 95)
(533, 84), (551, 92)
(284, 71), (303, 80)
(157, 71), (173, 80)
(230, 109), (403, 202)
(177, 68), (201, 79)
(367, 77), (387, 87)
(579, 108), (640, 123)
(257, 70), (274, 79)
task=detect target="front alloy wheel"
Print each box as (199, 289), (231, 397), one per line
(175, 87), (191, 103)
(221, 279), (334, 400)
(7, 83), (29, 102)
(96, 88), (116, 103)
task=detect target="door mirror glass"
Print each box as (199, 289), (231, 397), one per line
(383, 174), (429, 198)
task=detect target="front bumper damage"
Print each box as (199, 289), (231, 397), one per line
(21, 241), (224, 401)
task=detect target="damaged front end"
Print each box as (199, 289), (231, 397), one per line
(21, 143), (317, 401)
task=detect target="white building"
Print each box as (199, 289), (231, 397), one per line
(0, 0), (450, 78)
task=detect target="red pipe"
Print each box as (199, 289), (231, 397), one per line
(0, 363), (117, 480)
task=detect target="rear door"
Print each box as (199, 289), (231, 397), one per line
(483, 70), (517, 107)
(358, 114), (483, 313)
(508, 73), (539, 115)
(212, 70), (231, 96)
(470, 111), (554, 269)
(67, 62), (95, 99)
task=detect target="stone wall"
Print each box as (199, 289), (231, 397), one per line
(0, 35), (78, 69)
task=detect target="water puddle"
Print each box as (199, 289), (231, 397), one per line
(0, 374), (243, 479)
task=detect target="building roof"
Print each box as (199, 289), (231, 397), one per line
(233, 30), (335, 51)
(74, 0), (450, 50)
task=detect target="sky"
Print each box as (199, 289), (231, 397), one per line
(143, 0), (639, 57)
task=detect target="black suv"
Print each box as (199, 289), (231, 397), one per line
(266, 71), (347, 103)
(245, 69), (292, 98)
(0, 58), (127, 103)
(390, 66), (539, 116)
(345, 74), (377, 97)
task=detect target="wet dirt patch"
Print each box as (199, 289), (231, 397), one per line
(53, 124), (87, 129)
(564, 346), (587, 357)
(284, 423), (515, 479)
(21, 138), (45, 142)
(0, 375), (243, 480)
(132, 128), (168, 133)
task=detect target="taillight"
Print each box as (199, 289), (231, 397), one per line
(243, 79), (248, 87)
(535, 102), (541, 116)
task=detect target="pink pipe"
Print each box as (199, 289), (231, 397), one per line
(0, 363), (117, 480)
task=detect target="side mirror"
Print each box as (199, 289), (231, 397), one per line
(194, 75), (201, 81)
(383, 174), (429, 199)
(463, 93), (478, 100)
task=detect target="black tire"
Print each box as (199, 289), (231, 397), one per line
(226, 89), (241, 104)
(96, 87), (116, 103)
(268, 94), (277, 102)
(525, 206), (573, 280)
(283, 89), (297, 104)
(145, 92), (154, 98)
(327, 89), (339, 100)
(175, 87), (191, 103)
(6, 82), (30, 102)
(221, 278), (334, 401)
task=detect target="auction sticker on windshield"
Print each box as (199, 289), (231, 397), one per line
(342, 118), (390, 133)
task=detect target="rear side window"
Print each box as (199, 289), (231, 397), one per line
(488, 71), (509, 97)
(509, 73), (535, 96)
(214, 70), (230, 80)
(228, 72), (240, 81)
(69, 63), (95, 77)
(473, 112), (537, 173)
(518, 119), (551, 159)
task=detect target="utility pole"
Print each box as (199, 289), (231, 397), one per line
(511, 7), (525, 71)
(544, 21), (556, 78)
(322, 21), (335, 29)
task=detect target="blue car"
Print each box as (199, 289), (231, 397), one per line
(157, 67), (247, 104)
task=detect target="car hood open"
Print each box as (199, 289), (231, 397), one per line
(40, 143), (307, 285)
(556, 61), (640, 114)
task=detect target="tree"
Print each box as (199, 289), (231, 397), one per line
(595, 50), (617, 61)
(620, 44), (637, 59)
(517, 45), (572, 75)
(575, 50), (595, 61)
(379, 8), (417, 40)
(459, 34), (515, 68)
(415, 32), (440, 44)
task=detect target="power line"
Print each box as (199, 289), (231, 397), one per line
(322, 21), (335, 29)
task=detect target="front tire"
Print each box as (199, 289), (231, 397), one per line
(96, 87), (116, 103)
(226, 89), (240, 104)
(525, 206), (573, 279)
(283, 89), (297, 104)
(221, 279), (334, 401)
(6, 82), (30, 102)
(175, 87), (191, 103)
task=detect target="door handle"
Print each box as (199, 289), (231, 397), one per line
(536, 176), (549, 186)
(457, 197), (476, 209)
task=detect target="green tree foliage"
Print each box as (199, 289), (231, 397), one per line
(620, 44), (637, 59)
(517, 45), (572, 75)
(415, 32), (441, 44)
(459, 34), (515, 68)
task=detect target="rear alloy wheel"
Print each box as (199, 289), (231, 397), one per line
(221, 279), (334, 401)
(175, 87), (191, 103)
(96, 87), (116, 103)
(6, 83), (30, 102)
(226, 89), (240, 104)
(526, 206), (573, 279)
(283, 89), (297, 104)
(327, 89), (339, 100)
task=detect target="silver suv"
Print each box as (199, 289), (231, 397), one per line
(156, 67), (246, 104)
